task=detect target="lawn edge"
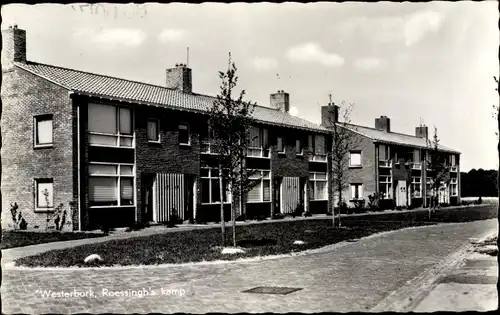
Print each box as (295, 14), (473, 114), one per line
(5, 222), (464, 271)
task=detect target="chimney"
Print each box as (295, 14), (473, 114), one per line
(165, 63), (192, 93)
(270, 90), (290, 113)
(415, 125), (428, 139)
(375, 116), (391, 132)
(2, 24), (27, 71)
(321, 102), (339, 127)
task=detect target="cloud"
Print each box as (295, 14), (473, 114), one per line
(252, 57), (278, 71)
(286, 42), (344, 67)
(353, 57), (387, 71)
(404, 11), (444, 46)
(75, 28), (146, 47)
(158, 29), (186, 43)
(289, 106), (299, 117)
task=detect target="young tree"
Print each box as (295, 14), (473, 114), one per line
(324, 95), (361, 227)
(493, 76), (499, 204)
(209, 53), (256, 247)
(425, 127), (451, 217)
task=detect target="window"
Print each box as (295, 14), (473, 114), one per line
(34, 115), (53, 147)
(450, 178), (458, 196)
(147, 119), (160, 142)
(379, 176), (392, 199)
(309, 172), (327, 200)
(89, 163), (134, 207)
(350, 183), (363, 200)
(450, 155), (456, 166)
(349, 151), (362, 167)
(201, 168), (230, 204)
(277, 137), (285, 153)
(179, 123), (190, 145)
(35, 178), (54, 209)
(248, 126), (269, 148)
(246, 170), (271, 202)
(309, 135), (326, 155)
(296, 139), (303, 155)
(88, 103), (133, 147)
(411, 177), (422, 198)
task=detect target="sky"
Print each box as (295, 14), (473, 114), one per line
(2, 2), (498, 172)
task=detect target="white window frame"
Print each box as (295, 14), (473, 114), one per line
(350, 183), (363, 200)
(450, 178), (458, 196)
(349, 151), (362, 167)
(35, 178), (54, 211)
(34, 114), (53, 148)
(178, 123), (191, 146)
(200, 167), (231, 204)
(411, 176), (422, 198)
(246, 169), (271, 203)
(309, 172), (327, 201)
(88, 162), (135, 208)
(147, 118), (160, 143)
(379, 175), (392, 199)
(88, 103), (134, 148)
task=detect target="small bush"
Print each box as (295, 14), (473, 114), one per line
(292, 204), (305, 217)
(303, 211), (312, 217)
(475, 196), (483, 205)
(352, 199), (366, 212)
(367, 192), (384, 210)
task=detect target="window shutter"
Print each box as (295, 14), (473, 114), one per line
(88, 103), (117, 134)
(89, 177), (118, 203)
(247, 180), (262, 202)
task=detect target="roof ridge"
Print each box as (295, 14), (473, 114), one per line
(344, 122), (422, 139)
(18, 61), (178, 91)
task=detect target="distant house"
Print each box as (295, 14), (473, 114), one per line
(320, 109), (461, 209)
(1, 25), (461, 231)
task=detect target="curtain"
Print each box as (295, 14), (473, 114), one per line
(89, 164), (118, 175)
(37, 182), (53, 207)
(249, 126), (260, 147)
(263, 180), (270, 201)
(120, 178), (134, 204)
(247, 180), (262, 202)
(119, 108), (132, 135)
(315, 135), (325, 154)
(315, 181), (327, 200)
(379, 144), (386, 160)
(147, 120), (158, 141)
(37, 119), (53, 144)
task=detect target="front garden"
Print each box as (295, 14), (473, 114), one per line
(15, 219), (435, 267)
(1, 230), (104, 250)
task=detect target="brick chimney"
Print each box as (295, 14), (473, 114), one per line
(2, 24), (26, 71)
(270, 90), (290, 113)
(321, 102), (339, 127)
(415, 125), (428, 139)
(375, 116), (391, 132)
(165, 63), (192, 93)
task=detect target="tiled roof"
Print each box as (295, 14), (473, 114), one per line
(340, 123), (460, 154)
(14, 61), (329, 133)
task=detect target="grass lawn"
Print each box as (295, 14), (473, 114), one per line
(15, 219), (434, 267)
(1, 230), (105, 250)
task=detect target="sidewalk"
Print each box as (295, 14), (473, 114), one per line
(412, 234), (498, 312)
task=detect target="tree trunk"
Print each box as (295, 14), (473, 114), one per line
(338, 187), (342, 227)
(219, 163), (226, 247)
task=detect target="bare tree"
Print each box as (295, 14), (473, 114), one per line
(325, 95), (361, 227)
(425, 127), (451, 218)
(493, 76), (499, 205)
(209, 53), (256, 247)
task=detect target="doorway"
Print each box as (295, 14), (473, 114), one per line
(274, 177), (282, 214)
(396, 180), (408, 207)
(142, 173), (155, 223)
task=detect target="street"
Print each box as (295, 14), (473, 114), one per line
(2, 219), (497, 313)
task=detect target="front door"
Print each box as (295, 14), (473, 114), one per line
(184, 175), (194, 221)
(396, 180), (407, 207)
(142, 174), (155, 222)
(274, 178), (282, 214)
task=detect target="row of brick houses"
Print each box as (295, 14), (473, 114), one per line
(1, 25), (461, 231)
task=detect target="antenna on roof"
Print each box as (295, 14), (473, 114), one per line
(187, 47), (189, 67)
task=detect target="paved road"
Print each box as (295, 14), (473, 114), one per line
(1, 219), (497, 314)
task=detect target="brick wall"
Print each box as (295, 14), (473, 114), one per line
(135, 106), (202, 223)
(1, 67), (77, 231)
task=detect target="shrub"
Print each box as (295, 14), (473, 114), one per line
(303, 211), (312, 217)
(352, 199), (365, 211)
(164, 213), (180, 228)
(367, 192), (384, 210)
(10, 202), (27, 230)
(475, 196), (483, 205)
(52, 203), (67, 231)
